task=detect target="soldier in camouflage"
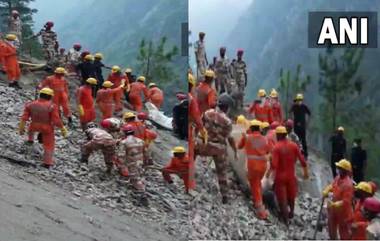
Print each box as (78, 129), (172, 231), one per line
(33, 21), (59, 67)
(231, 49), (247, 108)
(194, 32), (208, 79)
(81, 123), (117, 174)
(55, 48), (67, 68)
(195, 94), (237, 204)
(8, 10), (22, 48)
(120, 124), (148, 205)
(215, 47), (234, 95)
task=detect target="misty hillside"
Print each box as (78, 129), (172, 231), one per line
(227, 0), (380, 99)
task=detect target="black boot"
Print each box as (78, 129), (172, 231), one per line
(68, 117), (73, 128)
(8, 82), (15, 88)
(14, 82), (22, 89)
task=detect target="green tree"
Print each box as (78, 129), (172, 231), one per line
(0, 0), (42, 57)
(136, 36), (179, 85)
(318, 47), (363, 132)
(278, 64), (311, 119)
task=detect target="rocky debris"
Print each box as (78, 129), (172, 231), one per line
(189, 158), (330, 240)
(0, 80), (190, 240)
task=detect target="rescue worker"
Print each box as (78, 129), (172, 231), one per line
(107, 65), (127, 114)
(195, 94), (237, 204)
(351, 138), (367, 183)
(56, 48), (67, 68)
(194, 32), (208, 78)
(270, 126), (308, 225)
(329, 126), (347, 177)
(322, 159), (354, 240)
(39, 67), (72, 125)
(269, 89), (283, 123)
(76, 78), (97, 130)
(162, 146), (195, 193)
(289, 93), (311, 159)
(32, 21), (59, 66)
(238, 119), (271, 219)
(285, 119), (303, 152)
(0, 34), (21, 88)
(214, 47), (233, 94)
(248, 89), (273, 123)
(93, 53), (106, 92)
(195, 69), (217, 114)
(96, 80), (125, 120)
(123, 112), (157, 166)
(173, 92), (188, 139)
(349, 197), (380, 240)
(236, 115), (250, 130)
(124, 68), (135, 102)
(19, 88), (68, 168)
(260, 121), (270, 136)
(81, 122), (117, 175)
(353, 182), (373, 225)
(148, 83), (164, 109)
(120, 124), (148, 206)
(129, 76), (149, 112)
(67, 43), (81, 74)
(77, 54), (96, 85)
(7, 10), (22, 47)
(99, 118), (129, 177)
(188, 73), (207, 165)
(231, 49), (247, 108)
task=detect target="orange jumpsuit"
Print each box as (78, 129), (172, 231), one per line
(0, 40), (6, 72)
(148, 86), (164, 109)
(39, 75), (71, 118)
(21, 99), (63, 166)
(76, 85), (95, 124)
(327, 175), (354, 240)
(271, 100), (283, 123)
(266, 129), (277, 149)
(188, 93), (203, 162)
(271, 139), (306, 206)
(107, 73), (126, 112)
(163, 155), (195, 192)
(96, 87), (121, 119)
(129, 82), (149, 112)
(196, 81), (217, 115)
(348, 202), (369, 240)
(238, 131), (270, 216)
(0, 41), (20, 82)
(249, 100), (273, 123)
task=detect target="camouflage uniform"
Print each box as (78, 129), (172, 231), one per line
(57, 52), (67, 67)
(36, 29), (58, 65)
(215, 57), (234, 94)
(195, 107), (233, 199)
(121, 135), (145, 193)
(8, 16), (22, 48)
(82, 128), (117, 173)
(231, 59), (247, 108)
(194, 40), (208, 79)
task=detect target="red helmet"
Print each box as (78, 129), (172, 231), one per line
(237, 49), (244, 55)
(73, 43), (81, 50)
(363, 197), (380, 213)
(176, 92), (187, 101)
(270, 121), (280, 130)
(45, 21), (54, 28)
(369, 181), (378, 194)
(81, 50), (90, 58)
(122, 124), (135, 134)
(100, 119), (112, 129)
(285, 119), (294, 128)
(137, 112), (148, 120)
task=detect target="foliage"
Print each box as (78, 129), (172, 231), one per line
(278, 64), (311, 119)
(0, 0), (42, 57)
(136, 37), (179, 85)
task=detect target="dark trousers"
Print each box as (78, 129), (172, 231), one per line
(330, 153), (344, 177)
(294, 126), (308, 158)
(352, 167), (364, 183)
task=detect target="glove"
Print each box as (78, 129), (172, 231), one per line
(302, 166), (309, 180)
(78, 105), (84, 116)
(19, 120), (26, 135)
(61, 126), (68, 138)
(199, 127), (208, 144)
(322, 184), (332, 198)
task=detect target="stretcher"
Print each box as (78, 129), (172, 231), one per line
(18, 61), (46, 70)
(145, 102), (173, 130)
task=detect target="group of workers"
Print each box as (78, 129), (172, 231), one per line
(192, 30), (379, 239)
